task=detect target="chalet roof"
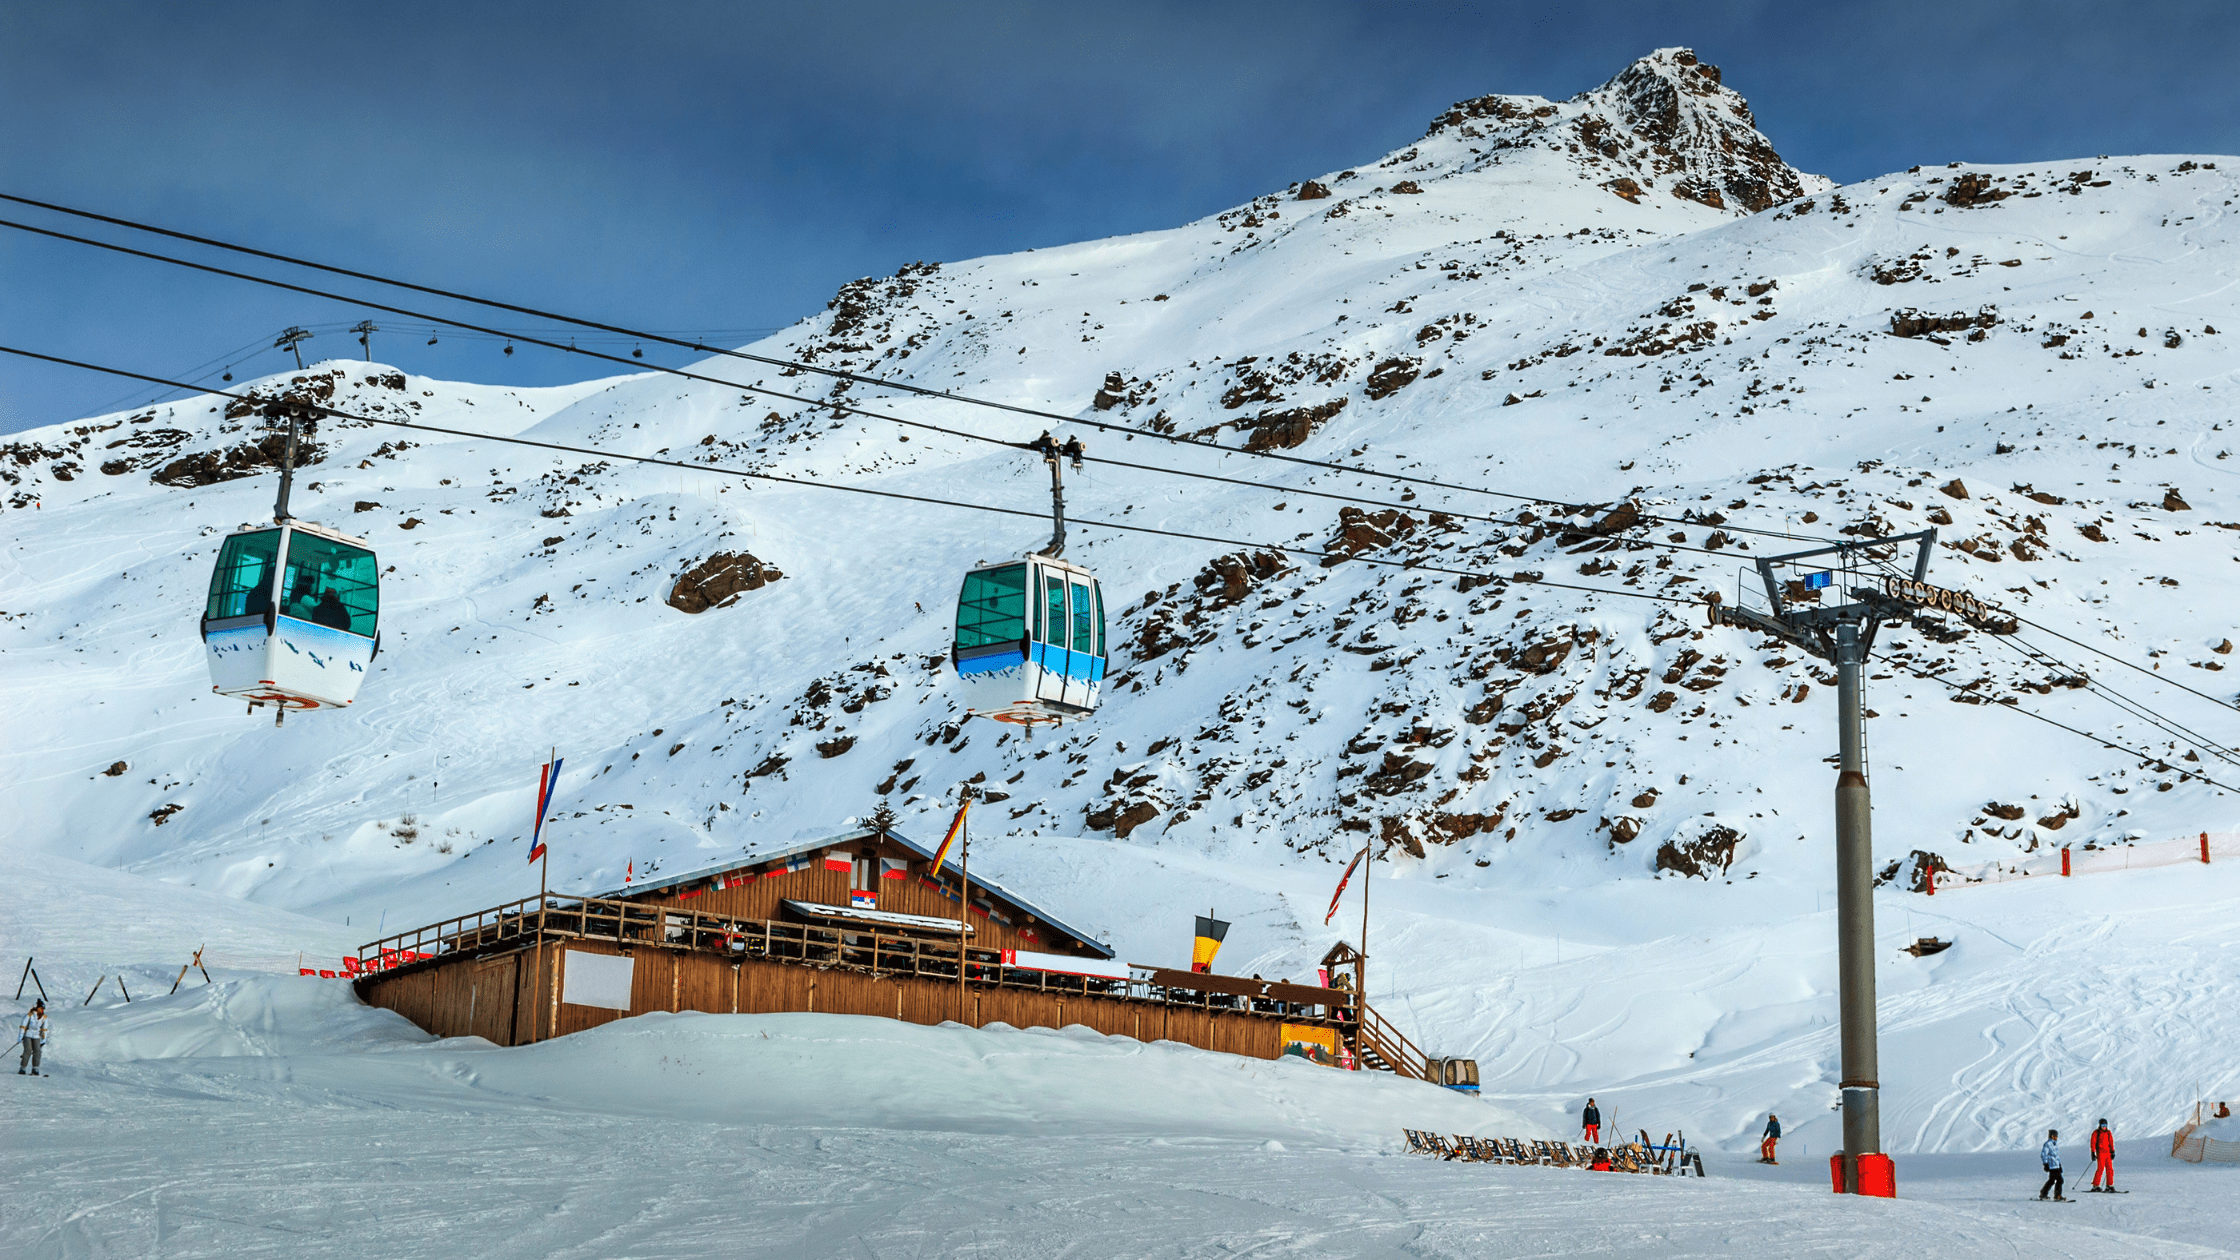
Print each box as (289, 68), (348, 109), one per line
(584, 825), (1116, 959)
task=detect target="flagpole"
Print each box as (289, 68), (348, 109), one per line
(956, 798), (971, 1026)
(1358, 840), (1371, 1067)
(531, 747), (553, 1044)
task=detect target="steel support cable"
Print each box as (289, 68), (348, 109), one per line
(1862, 550), (2240, 717)
(1978, 630), (2240, 768)
(0, 344), (1706, 612)
(0, 214), (1744, 566)
(27, 346), (2216, 797)
(1994, 631), (2239, 764)
(0, 191), (1836, 545)
(2009, 612), (2240, 716)
(1863, 545), (2240, 765)
(1887, 659), (2240, 795)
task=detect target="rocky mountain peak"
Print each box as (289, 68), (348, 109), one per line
(1425, 46), (1826, 216)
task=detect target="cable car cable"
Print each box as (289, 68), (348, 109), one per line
(1884, 659), (2240, 795)
(0, 192), (1835, 545)
(1977, 630), (2240, 769)
(0, 343), (1710, 612)
(13, 341), (2209, 796)
(0, 213), (1747, 565)
(1860, 550), (2240, 718)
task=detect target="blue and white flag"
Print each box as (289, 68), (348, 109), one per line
(528, 757), (563, 863)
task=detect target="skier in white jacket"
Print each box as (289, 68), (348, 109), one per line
(2038, 1128), (2066, 1201)
(17, 1003), (48, 1076)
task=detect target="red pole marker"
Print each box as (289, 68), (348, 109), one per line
(2061, 847), (2071, 877)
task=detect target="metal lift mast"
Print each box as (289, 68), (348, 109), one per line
(1707, 526), (2013, 1195)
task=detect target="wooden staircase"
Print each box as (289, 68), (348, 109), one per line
(1355, 1001), (1428, 1081)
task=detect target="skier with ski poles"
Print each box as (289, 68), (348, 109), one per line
(1760, 1113), (1781, 1164)
(2089, 1119), (2116, 1192)
(17, 1002), (48, 1076)
(1581, 1097), (1601, 1144)
(2039, 1128), (2068, 1201)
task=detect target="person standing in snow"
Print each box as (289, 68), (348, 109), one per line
(2089, 1119), (2116, 1192)
(1760, 1114), (1781, 1164)
(2039, 1129), (2067, 1201)
(17, 1002), (47, 1075)
(1581, 1098), (1601, 1144)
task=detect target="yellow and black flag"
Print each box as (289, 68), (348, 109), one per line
(1191, 913), (1229, 974)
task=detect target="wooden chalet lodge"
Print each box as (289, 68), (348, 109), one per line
(354, 824), (1431, 1079)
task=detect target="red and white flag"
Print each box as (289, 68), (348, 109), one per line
(880, 857), (908, 880)
(824, 851), (853, 873)
(1324, 845), (1368, 925)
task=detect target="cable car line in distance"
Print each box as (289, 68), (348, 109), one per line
(0, 342), (1715, 613)
(9, 343), (2217, 795)
(0, 190), (1836, 546)
(1, 213), (1750, 568)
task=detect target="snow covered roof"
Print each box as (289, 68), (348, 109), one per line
(584, 825), (1115, 959)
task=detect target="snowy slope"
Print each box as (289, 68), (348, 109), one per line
(4, 46), (2239, 1170)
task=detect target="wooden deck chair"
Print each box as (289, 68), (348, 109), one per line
(1424, 1132), (1460, 1160)
(1403, 1129), (1429, 1155)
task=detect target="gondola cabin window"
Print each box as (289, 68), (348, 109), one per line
(205, 529), (282, 620)
(955, 563), (1027, 651)
(278, 531), (379, 636)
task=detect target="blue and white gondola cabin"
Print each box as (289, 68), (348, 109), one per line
(951, 554), (1106, 726)
(201, 519), (380, 713)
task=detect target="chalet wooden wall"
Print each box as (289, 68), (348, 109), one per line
(359, 943), (1282, 1062)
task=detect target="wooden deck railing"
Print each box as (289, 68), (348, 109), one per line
(353, 894), (1359, 1027)
(1357, 1000), (1430, 1081)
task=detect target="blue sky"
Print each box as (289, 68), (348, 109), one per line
(3, 0), (2235, 432)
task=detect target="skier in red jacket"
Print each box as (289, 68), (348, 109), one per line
(2088, 1119), (2116, 1191)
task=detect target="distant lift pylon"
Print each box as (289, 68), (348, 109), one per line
(199, 396), (382, 725)
(950, 432), (1107, 728)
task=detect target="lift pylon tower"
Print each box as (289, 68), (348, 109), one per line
(1706, 526), (1978, 1196)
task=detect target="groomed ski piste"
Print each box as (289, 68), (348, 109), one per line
(5, 47), (2239, 1256)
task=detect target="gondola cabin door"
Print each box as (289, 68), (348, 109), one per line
(952, 554), (1105, 727)
(201, 520), (380, 712)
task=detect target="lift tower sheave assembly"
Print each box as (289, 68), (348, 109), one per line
(1707, 526), (1997, 1198)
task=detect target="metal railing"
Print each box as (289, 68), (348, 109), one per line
(353, 894), (1358, 1027)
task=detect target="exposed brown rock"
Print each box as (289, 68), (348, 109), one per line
(1364, 358), (1421, 400)
(1656, 825), (1742, 879)
(1297, 180), (1331, 200)
(1242, 398), (1346, 451)
(1939, 479), (1969, 500)
(667, 551), (785, 613)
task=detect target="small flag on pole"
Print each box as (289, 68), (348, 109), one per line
(1324, 845), (1367, 925)
(1191, 914), (1229, 974)
(527, 757), (563, 863)
(929, 799), (970, 875)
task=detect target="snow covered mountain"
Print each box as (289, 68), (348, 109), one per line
(4, 47), (2237, 1159)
